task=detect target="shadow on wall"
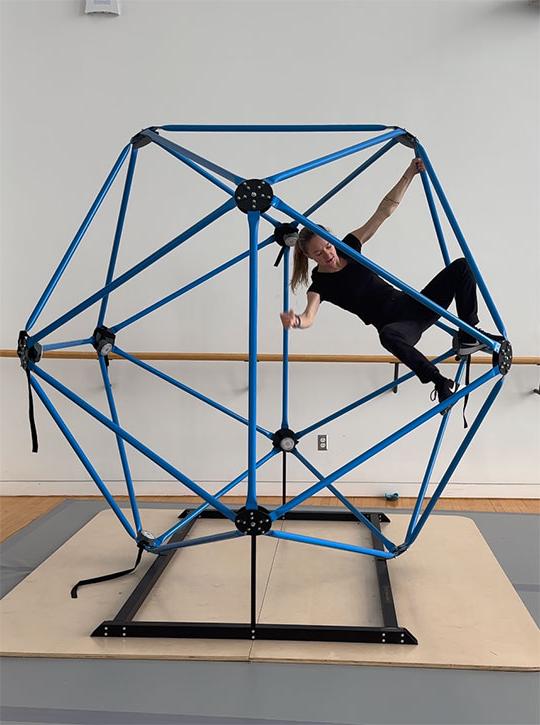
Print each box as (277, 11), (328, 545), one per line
(490, 0), (540, 15)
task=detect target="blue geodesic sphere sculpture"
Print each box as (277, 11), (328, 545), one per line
(18, 124), (511, 565)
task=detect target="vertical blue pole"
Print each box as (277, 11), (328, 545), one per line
(30, 374), (137, 539)
(98, 356), (142, 532)
(26, 143), (132, 331)
(419, 169), (451, 266)
(98, 146), (139, 327)
(246, 211), (260, 511)
(281, 246), (290, 428)
(417, 144), (507, 336)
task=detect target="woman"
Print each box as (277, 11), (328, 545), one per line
(280, 159), (496, 406)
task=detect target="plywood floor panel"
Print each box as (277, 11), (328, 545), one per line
(1, 509), (538, 670)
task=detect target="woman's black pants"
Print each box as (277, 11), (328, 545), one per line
(377, 258), (479, 384)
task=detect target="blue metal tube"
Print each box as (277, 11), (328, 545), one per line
(416, 144), (507, 336)
(98, 146), (139, 327)
(27, 198), (236, 346)
(265, 129), (405, 186)
(153, 530), (243, 554)
(260, 211), (283, 229)
(297, 370), (416, 439)
(274, 199), (499, 352)
(26, 143), (132, 331)
(111, 236), (275, 334)
(153, 448), (279, 547)
(267, 529), (395, 559)
(143, 129), (241, 191)
(158, 125), (391, 133)
(112, 346), (273, 438)
(292, 449), (397, 551)
(419, 168), (451, 266)
(406, 378), (504, 547)
(281, 246), (290, 428)
(405, 359), (467, 541)
(297, 350), (453, 439)
(246, 211), (260, 511)
(99, 356), (142, 532)
(30, 373), (136, 539)
(30, 363), (236, 521)
(271, 366), (500, 520)
(326, 483), (396, 551)
(302, 139), (400, 219)
(41, 338), (93, 352)
(435, 320), (457, 337)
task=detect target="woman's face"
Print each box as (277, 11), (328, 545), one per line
(306, 235), (340, 269)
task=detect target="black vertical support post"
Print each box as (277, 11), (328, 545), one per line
(281, 451), (287, 511)
(368, 513), (399, 628)
(250, 533), (257, 638)
(392, 363), (400, 394)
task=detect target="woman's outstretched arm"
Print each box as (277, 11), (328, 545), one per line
(349, 158), (425, 246)
(280, 291), (321, 330)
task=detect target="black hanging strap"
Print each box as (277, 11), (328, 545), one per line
(462, 355), (471, 429)
(70, 544), (144, 599)
(274, 247), (285, 267)
(26, 369), (39, 453)
(17, 331), (41, 453)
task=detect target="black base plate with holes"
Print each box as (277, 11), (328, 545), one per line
(91, 508), (417, 644)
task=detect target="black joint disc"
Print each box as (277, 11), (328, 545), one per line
(235, 506), (272, 535)
(272, 427), (298, 452)
(235, 179), (273, 213)
(494, 340), (512, 375)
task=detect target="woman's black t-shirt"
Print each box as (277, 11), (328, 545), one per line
(307, 233), (400, 329)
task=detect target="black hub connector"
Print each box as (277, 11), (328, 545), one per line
(272, 427), (298, 452)
(494, 340), (512, 375)
(235, 506), (272, 535)
(136, 529), (156, 548)
(234, 179), (273, 213)
(17, 330), (42, 369)
(130, 128), (158, 149)
(394, 128), (418, 149)
(274, 223), (299, 248)
(92, 326), (116, 357)
(393, 543), (409, 557)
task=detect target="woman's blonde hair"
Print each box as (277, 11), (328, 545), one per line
(290, 225), (329, 293)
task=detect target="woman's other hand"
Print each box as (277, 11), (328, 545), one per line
(407, 157), (425, 177)
(280, 309), (297, 329)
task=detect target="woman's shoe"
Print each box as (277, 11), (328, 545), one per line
(453, 328), (505, 357)
(430, 378), (456, 412)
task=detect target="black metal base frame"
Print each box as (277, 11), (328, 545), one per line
(92, 509), (417, 645)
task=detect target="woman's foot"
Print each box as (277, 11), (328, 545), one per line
(430, 377), (456, 411)
(453, 328), (505, 357)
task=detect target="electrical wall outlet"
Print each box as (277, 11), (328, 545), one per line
(317, 434), (328, 451)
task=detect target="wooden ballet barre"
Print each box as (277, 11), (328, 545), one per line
(0, 349), (538, 365)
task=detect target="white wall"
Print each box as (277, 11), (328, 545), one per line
(1, 0), (539, 497)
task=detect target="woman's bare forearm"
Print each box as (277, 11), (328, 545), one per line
(377, 158), (425, 217)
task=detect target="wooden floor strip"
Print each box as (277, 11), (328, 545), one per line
(1, 496), (538, 543)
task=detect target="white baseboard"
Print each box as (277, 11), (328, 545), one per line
(1, 480), (538, 498)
